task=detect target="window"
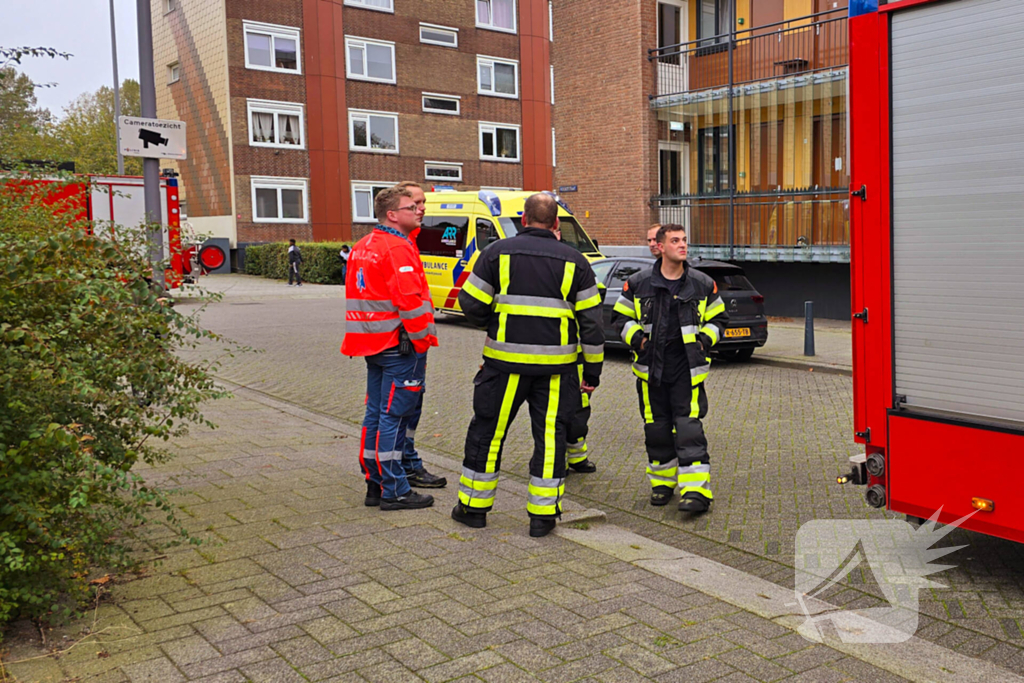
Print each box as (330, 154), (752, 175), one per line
(476, 217), (501, 248)
(548, 1), (553, 40)
(590, 260), (615, 287)
(422, 93), (460, 115)
(251, 177), (307, 223)
(552, 128), (556, 167)
(165, 0), (176, 13)
(698, 125), (731, 195)
(477, 56), (519, 98)
(418, 216), (469, 258)
(697, 0), (732, 47)
(550, 65), (554, 104)
(500, 215), (598, 254)
(420, 23), (458, 48)
(244, 22), (301, 73)
(349, 110), (399, 153)
(168, 62), (180, 84)
(477, 0), (516, 33)
(610, 262), (646, 290)
(479, 122), (520, 162)
(344, 0), (393, 12)
(247, 100), (304, 148)
(345, 37), (395, 83)
(351, 182), (392, 222)
(424, 161), (463, 182)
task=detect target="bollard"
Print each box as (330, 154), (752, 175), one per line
(804, 301), (816, 356)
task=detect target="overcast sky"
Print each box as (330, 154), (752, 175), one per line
(2, 0), (141, 117)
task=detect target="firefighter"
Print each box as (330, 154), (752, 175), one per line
(452, 193), (605, 537)
(341, 182), (445, 511)
(611, 224), (728, 513)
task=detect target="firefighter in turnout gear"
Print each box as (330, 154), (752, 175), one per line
(610, 224), (728, 514)
(453, 193), (605, 537)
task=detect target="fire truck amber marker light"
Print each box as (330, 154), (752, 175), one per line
(972, 497), (995, 513)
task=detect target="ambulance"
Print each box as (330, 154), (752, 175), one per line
(420, 190), (604, 311)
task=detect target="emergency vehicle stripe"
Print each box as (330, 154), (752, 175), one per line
(486, 374), (520, 472)
(400, 301), (433, 319)
(580, 343), (604, 364)
(346, 319), (403, 334)
(347, 298), (398, 312)
(574, 285), (601, 311)
(641, 381), (654, 423)
(614, 295), (636, 318)
(483, 339), (578, 365)
(543, 375), (560, 479)
(497, 254), (512, 342)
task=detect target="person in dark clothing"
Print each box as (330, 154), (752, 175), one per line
(288, 239), (303, 286)
(610, 224), (729, 514)
(453, 193), (605, 537)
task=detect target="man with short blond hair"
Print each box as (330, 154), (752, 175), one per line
(647, 224), (662, 257)
(342, 182), (445, 511)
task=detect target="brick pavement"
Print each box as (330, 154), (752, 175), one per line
(3, 387), (904, 683)
(164, 276), (1024, 673)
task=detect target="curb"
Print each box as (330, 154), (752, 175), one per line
(749, 355), (853, 377)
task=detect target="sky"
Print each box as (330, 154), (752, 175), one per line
(2, 0), (141, 117)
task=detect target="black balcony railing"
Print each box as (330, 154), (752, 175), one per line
(649, 8), (848, 101)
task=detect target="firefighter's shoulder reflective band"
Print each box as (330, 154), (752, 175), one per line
(705, 296), (725, 319)
(483, 339), (578, 365)
(574, 285), (601, 311)
(463, 272), (494, 304)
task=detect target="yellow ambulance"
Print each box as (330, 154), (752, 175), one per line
(419, 190), (604, 311)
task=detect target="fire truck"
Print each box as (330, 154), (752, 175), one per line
(844, 0), (1024, 542)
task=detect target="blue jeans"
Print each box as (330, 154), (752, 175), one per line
(360, 350), (427, 499)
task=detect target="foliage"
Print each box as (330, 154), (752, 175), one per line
(53, 80), (142, 175)
(0, 66), (58, 164)
(0, 173), (228, 629)
(245, 242), (352, 284)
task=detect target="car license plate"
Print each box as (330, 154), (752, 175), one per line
(724, 328), (751, 338)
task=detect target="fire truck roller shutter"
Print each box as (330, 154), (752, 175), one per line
(890, 0), (1024, 425)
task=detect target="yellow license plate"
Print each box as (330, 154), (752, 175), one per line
(724, 328), (751, 338)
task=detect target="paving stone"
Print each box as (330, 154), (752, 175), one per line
(715, 647), (793, 682)
(121, 655), (186, 682)
(239, 657), (309, 682)
(384, 637), (451, 670)
(494, 639), (563, 672)
(605, 642), (677, 676)
(160, 634), (222, 666)
(418, 650), (507, 683)
(654, 657), (736, 683)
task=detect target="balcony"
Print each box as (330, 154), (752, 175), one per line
(650, 9), (848, 106)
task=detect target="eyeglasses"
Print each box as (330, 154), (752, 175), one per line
(394, 205), (420, 213)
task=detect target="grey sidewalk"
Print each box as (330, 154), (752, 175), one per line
(3, 382), (1017, 683)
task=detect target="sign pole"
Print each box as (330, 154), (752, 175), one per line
(109, 0), (124, 175)
(137, 0), (164, 287)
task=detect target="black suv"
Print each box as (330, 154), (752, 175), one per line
(591, 256), (768, 361)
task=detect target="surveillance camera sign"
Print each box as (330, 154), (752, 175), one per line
(119, 116), (187, 160)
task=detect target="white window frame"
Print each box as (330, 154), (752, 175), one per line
(247, 99), (305, 149)
(344, 36), (396, 84)
(479, 122), (521, 163)
(351, 181), (393, 223)
(477, 56), (519, 99)
(349, 109), (400, 154)
(550, 65), (554, 104)
(476, 0), (518, 34)
(424, 161), (464, 182)
(251, 177), (309, 223)
(165, 0), (176, 14)
(168, 62), (180, 84)
(343, 0), (394, 13)
(243, 21), (302, 74)
(421, 92), (461, 116)
(419, 22), (459, 48)
(549, 1), (554, 41)
(481, 186), (522, 192)
(552, 128), (556, 167)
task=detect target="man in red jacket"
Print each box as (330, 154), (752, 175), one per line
(341, 182), (442, 510)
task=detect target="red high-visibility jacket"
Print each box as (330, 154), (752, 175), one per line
(341, 225), (438, 357)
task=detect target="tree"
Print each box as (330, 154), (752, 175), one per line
(52, 80), (143, 175)
(0, 66), (58, 163)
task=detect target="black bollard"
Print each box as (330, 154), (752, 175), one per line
(804, 301), (815, 357)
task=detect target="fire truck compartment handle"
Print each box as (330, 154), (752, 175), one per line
(851, 184), (867, 201)
(853, 308), (868, 323)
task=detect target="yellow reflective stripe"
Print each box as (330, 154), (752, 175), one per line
(498, 254), (511, 342)
(459, 476), (499, 491)
(482, 347), (578, 365)
(494, 304), (574, 319)
(690, 386), (700, 419)
(560, 262), (575, 299)
(624, 322), (643, 346)
(486, 374), (519, 473)
(679, 472), (710, 483)
(613, 301), (636, 317)
(705, 301), (726, 319)
(698, 298), (707, 319)
(680, 485), (713, 499)
(641, 381), (654, 424)
(460, 492), (496, 508)
(700, 324), (719, 345)
(531, 485), (562, 497)
(682, 333), (697, 343)
(527, 502), (560, 515)
(462, 279), (493, 305)
(543, 375), (560, 479)
(575, 293), (601, 311)
(583, 351), (603, 363)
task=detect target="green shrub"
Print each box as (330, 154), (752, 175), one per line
(245, 242), (351, 284)
(0, 175), (227, 629)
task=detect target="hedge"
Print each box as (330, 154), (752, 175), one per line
(245, 242), (351, 285)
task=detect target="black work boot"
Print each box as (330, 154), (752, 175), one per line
(380, 491), (434, 511)
(529, 518), (557, 538)
(678, 492), (711, 514)
(650, 487), (674, 506)
(568, 459), (597, 474)
(407, 467), (448, 488)
(451, 502), (486, 528)
(364, 480), (381, 507)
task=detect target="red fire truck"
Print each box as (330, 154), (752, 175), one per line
(845, 0), (1024, 542)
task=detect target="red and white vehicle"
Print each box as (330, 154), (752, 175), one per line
(846, 0), (1024, 542)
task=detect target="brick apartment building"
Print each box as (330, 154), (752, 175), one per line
(151, 0), (554, 250)
(552, 0), (852, 317)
